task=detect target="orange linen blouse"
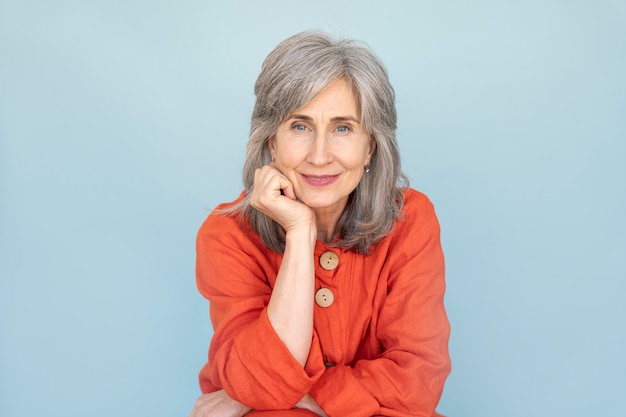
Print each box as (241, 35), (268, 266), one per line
(196, 188), (451, 417)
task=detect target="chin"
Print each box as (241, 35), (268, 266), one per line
(300, 198), (330, 208)
(299, 194), (345, 211)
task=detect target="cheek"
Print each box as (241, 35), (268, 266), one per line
(350, 168), (366, 183)
(344, 160), (366, 182)
(275, 144), (313, 173)
(272, 153), (301, 181)
(274, 151), (298, 170)
(345, 149), (371, 171)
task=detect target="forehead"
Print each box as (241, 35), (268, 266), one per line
(289, 78), (361, 118)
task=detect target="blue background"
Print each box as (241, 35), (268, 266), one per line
(1, 1), (624, 416)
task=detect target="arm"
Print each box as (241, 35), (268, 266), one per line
(188, 390), (251, 417)
(308, 192), (451, 416)
(250, 164), (318, 367)
(196, 166), (325, 410)
(266, 226), (317, 367)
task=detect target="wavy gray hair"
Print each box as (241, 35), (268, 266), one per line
(230, 30), (408, 254)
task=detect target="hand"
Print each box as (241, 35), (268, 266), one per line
(295, 394), (329, 417)
(188, 390), (252, 417)
(250, 164), (315, 233)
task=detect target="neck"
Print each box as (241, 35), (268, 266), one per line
(316, 225), (336, 242)
(313, 207), (343, 242)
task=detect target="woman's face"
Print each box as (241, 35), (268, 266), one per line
(268, 78), (375, 217)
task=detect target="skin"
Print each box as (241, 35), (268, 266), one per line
(268, 77), (375, 242)
(189, 78), (374, 417)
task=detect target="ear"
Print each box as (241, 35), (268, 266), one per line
(268, 136), (276, 155)
(365, 136), (377, 165)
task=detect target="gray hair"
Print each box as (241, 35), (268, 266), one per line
(231, 30), (408, 254)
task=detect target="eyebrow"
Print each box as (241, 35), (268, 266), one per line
(287, 114), (361, 124)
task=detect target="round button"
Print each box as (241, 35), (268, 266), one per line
(315, 288), (334, 308)
(319, 251), (339, 270)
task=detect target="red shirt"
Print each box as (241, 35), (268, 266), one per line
(196, 188), (451, 416)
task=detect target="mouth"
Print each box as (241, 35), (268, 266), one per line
(301, 173), (340, 187)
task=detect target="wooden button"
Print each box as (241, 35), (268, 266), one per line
(315, 288), (334, 308)
(319, 251), (339, 270)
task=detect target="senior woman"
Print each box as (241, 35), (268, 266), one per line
(190, 31), (450, 417)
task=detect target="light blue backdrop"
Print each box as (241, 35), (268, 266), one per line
(1, 1), (624, 416)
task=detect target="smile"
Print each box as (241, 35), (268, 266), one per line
(301, 174), (340, 187)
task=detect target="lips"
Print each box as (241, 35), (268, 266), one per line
(301, 174), (340, 187)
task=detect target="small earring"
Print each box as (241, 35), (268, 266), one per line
(365, 166), (370, 173)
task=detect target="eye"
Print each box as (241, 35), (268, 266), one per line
(292, 123), (309, 132)
(336, 125), (352, 133)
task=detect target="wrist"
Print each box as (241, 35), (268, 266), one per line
(285, 222), (317, 246)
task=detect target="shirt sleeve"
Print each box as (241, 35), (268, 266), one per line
(196, 212), (326, 410)
(309, 193), (451, 417)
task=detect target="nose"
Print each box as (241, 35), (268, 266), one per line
(306, 133), (333, 165)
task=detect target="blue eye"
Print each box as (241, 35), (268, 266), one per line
(293, 124), (307, 131)
(336, 125), (351, 133)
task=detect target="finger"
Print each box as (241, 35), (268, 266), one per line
(255, 165), (281, 189)
(267, 173), (295, 200)
(266, 164), (297, 200)
(280, 179), (297, 200)
(256, 166), (296, 201)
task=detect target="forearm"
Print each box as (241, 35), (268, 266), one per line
(309, 349), (450, 417)
(296, 393), (329, 417)
(267, 225), (317, 366)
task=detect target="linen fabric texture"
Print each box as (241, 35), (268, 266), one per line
(196, 188), (451, 417)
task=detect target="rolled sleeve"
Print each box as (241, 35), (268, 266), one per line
(309, 365), (379, 416)
(214, 309), (325, 409)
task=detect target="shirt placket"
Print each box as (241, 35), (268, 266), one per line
(313, 244), (344, 368)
